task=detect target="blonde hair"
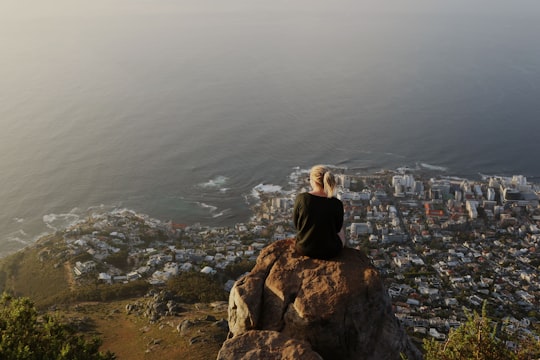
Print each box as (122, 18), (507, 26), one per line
(310, 165), (337, 198)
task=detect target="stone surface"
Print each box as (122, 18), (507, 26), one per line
(217, 330), (322, 360)
(223, 239), (422, 360)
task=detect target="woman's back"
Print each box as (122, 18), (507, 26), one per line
(293, 192), (344, 260)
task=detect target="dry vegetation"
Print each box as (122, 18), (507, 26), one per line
(0, 233), (71, 306)
(56, 300), (228, 360)
(0, 235), (230, 359)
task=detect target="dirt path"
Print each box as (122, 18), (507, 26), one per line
(64, 261), (76, 291)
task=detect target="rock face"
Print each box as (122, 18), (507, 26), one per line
(217, 330), (323, 360)
(218, 239), (422, 360)
(125, 290), (184, 323)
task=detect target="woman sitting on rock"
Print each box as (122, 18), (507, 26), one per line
(293, 165), (346, 260)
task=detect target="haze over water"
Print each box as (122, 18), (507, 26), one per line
(1, 0), (540, 256)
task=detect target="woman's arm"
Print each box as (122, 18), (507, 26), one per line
(338, 227), (346, 247)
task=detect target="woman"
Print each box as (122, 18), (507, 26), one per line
(293, 165), (346, 260)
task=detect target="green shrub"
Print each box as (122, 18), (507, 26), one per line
(104, 249), (130, 271)
(424, 303), (540, 360)
(68, 280), (151, 303)
(0, 293), (115, 360)
(223, 259), (255, 280)
(166, 272), (227, 303)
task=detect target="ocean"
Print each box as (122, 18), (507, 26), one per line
(1, 0), (540, 257)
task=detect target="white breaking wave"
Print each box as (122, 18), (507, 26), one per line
(212, 208), (230, 218)
(198, 175), (229, 189)
(6, 229), (31, 246)
(251, 184), (283, 199)
(196, 202), (230, 218)
(253, 184), (283, 193)
(42, 213), (81, 231)
(396, 165), (420, 173)
(442, 176), (468, 181)
(7, 236), (30, 245)
(197, 202), (218, 212)
(420, 163), (448, 172)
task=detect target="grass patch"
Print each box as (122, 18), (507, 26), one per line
(0, 235), (71, 308)
(55, 300), (229, 360)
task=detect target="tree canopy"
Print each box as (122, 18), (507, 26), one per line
(0, 293), (115, 360)
(424, 303), (540, 360)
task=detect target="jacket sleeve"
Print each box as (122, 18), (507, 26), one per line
(293, 196), (301, 229)
(336, 200), (344, 231)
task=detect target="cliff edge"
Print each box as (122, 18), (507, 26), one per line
(217, 239), (422, 359)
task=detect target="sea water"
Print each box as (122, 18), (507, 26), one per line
(1, 0), (540, 256)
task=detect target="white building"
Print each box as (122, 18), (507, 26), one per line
(98, 272), (112, 284)
(127, 271), (141, 281)
(487, 188), (496, 201)
(163, 262), (179, 276)
(350, 222), (372, 236)
(466, 200), (479, 219)
(73, 260), (96, 276)
(180, 262), (193, 272)
(392, 174), (415, 189)
(201, 266), (217, 275)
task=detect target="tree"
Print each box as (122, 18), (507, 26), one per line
(424, 303), (540, 360)
(166, 272), (227, 303)
(223, 259), (255, 280)
(0, 293), (115, 360)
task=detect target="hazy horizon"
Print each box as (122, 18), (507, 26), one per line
(1, 0), (540, 255)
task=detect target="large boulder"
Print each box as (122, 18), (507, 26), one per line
(221, 239), (422, 360)
(217, 330), (322, 360)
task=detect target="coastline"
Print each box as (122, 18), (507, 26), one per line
(3, 164), (539, 260)
(1, 165), (539, 343)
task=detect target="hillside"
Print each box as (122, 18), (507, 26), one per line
(0, 213), (237, 359)
(0, 239), (230, 359)
(0, 232), (72, 306)
(2, 183), (539, 358)
(54, 300), (228, 360)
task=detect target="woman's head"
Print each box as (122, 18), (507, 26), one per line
(310, 165), (337, 198)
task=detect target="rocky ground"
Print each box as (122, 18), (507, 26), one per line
(55, 298), (229, 360)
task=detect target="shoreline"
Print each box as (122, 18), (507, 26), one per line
(3, 165), (539, 260)
(2, 166), (539, 342)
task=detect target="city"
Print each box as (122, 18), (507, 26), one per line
(62, 167), (539, 343)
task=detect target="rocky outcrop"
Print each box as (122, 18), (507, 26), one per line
(125, 290), (184, 323)
(218, 239), (422, 360)
(217, 330), (323, 360)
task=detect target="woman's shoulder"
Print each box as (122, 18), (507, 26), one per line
(330, 196), (343, 205)
(295, 192), (311, 201)
(321, 196), (343, 209)
(298, 193), (342, 204)
(294, 192), (309, 202)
